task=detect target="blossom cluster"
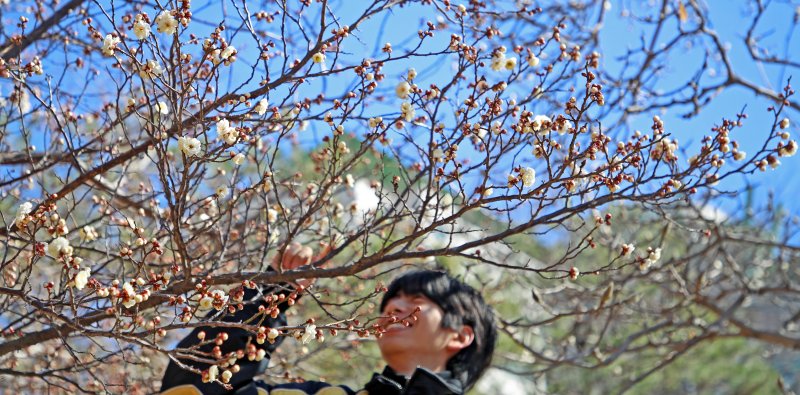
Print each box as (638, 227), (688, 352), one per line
(490, 46), (517, 71)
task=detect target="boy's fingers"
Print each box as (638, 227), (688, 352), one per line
(287, 242), (302, 257)
(285, 244), (313, 269)
(271, 242), (302, 271)
(275, 242), (335, 288)
(273, 241), (333, 272)
(295, 246), (313, 267)
(315, 241), (333, 261)
(289, 243), (305, 265)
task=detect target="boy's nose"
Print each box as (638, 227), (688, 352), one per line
(383, 296), (411, 315)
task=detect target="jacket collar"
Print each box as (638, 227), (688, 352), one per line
(363, 366), (463, 395)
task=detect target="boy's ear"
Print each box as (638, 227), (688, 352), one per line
(446, 325), (475, 354)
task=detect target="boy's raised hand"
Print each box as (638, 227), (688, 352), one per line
(270, 241), (332, 288)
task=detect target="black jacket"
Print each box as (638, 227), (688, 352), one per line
(160, 287), (464, 395)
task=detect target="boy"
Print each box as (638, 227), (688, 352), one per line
(161, 247), (496, 395)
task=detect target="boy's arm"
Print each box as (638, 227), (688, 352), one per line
(160, 284), (294, 395)
(161, 241), (329, 395)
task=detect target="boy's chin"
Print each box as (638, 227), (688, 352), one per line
(377, 335), (411, 353)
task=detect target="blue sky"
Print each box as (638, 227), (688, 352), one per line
(323, 0), (800, 216)
(595, 1), (800, 214)
(4, 0), (797, 220)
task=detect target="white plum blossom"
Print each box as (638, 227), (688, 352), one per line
(156, 101), (169, 114)
(211, 46), (237, 66)
(14, 201), (33, 228)
(178, 136), (203, 157)
(432, 148), (444, 162)
(300, 324), (317, 344)
(207, 365), (219, 383)
(220, 45), (236, 62)
(80, 225), (99, 242)
(266, 208), (278, 223)
(337, 141), (350, 154)
(558, 120), (573, 135)
(621, 243), (635, 256)
(396, 81), (411, 99)
(491, 121), (502, 135)
(212, 290), (228, 307)
(490, 56), (504, 71)
(208, 49), (223, 65)
(565, 166), (588, 193)
(216, 119), (238, 145)
(29, 57), (43, 75)
(155, 10), (178, 35)
(527, 53), (540, 67)
(780, 118), (790, 129)
(520, 167), (536, 187)
(503, 56), (517, 71)
(569, 267), (580, 280)
(198, 295), (214, 310)
(73, 268), (91, 290)
(311, 52), (326, 63)
(490, 46), (507, 71)
(531, 115), (551, 134)
(47, 237), (73, 257)
(195, 213), (211, 226)
(267, 328), (280, 340)
(215, 185), (229, 198)
(507, 174), (517, 186)
(139, 59), (164, 79)
(352, 180), (380, 213)
(101, 34), (120, 57)
(779, 140), (797, 157)
(345, 174), (355, 188)
(473, 125), (488, 139)
(532, 144), (545, 158)
(640, 247), (662, 272)
(650, 137), (679, 161)
(400, 102), (415, 121)
(232, 153), (246, 165)
(197, 289), (228, 311)
(407, 68), (417, 80)
(148, 60), (164, 76)
(254, 98), (269, 115)
(121, 282), (136, 308)
(133, 15), (151, 40)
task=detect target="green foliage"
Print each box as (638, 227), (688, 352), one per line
(545, 338), (782, 394)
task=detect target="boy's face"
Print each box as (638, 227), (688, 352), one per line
(376, 292), (465, 373)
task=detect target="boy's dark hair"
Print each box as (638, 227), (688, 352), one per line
(379, 270), (497, 389)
